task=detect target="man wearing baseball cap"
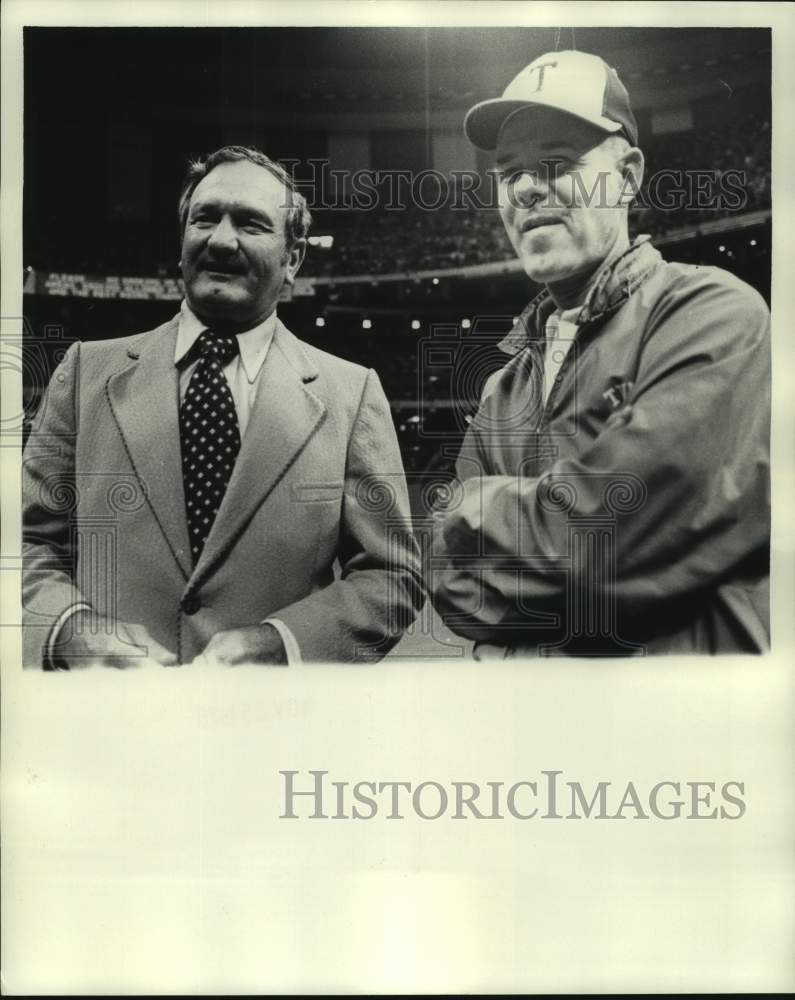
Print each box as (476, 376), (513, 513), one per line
(431, 51), (771, 655)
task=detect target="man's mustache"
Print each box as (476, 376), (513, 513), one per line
(199, 256), (246, 274)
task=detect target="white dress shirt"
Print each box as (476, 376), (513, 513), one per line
(542, 306), (580, 406)
(174, 300), (277, 436)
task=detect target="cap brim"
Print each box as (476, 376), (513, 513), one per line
(464, 98), (622, 151)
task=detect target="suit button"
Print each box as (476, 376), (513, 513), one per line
(182, 594), (201, 615)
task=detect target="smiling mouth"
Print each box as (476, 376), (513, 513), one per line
(520, 219), (564, 234)
(202, 267), (242, 278)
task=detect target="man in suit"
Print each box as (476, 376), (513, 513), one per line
(22, 145), (423, 667)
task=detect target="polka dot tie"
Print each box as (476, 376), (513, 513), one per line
(179, 330), (241, 565)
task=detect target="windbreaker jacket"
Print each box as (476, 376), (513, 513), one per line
(431, 238), (771, 655)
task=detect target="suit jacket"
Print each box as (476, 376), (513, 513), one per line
(22, 315), (423, 665)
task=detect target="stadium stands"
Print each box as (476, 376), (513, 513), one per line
(20, 41), (772, 489)
(296, 114), (772, 277)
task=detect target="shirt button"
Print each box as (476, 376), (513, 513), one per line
(182, 594), (201, 615)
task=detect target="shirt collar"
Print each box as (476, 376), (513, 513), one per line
(546, 306), (581, 331)
(174, 300), (278, 384)
(499, 236), (662, 356)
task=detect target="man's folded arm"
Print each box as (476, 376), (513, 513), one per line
(271, 369), (425, 662)
(431, 276), (771, 638)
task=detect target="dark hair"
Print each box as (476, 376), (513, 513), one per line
(178, 145), (312, 248)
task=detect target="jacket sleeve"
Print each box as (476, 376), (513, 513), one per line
(270, 369), (425, 661)
(430, 273), (771, 641)
(21, 342), (90, 667)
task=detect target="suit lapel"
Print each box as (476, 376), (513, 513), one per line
(105, 317), (193, 579)
(189, 320), (326, 587)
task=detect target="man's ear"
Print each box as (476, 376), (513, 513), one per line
(618, 146), (645, 197)
(284, 238), (307, 287)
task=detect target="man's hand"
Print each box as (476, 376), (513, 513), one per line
(53, 610), (178, 669)
(196, 623), (288, 667)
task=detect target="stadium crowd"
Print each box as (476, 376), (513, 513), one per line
(302, 113), (771, 277)
(22, 111), (772, 492)
(24, 115), (770, 283)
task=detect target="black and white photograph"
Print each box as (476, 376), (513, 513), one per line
(2, 0), (793, 993)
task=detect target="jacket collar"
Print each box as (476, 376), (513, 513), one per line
(105, 315), (323, 585)
(499, 235), (663, 356)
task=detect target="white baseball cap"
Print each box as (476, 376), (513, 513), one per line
(464, 50), (638, 150)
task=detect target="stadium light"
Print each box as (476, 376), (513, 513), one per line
(411, 320), (420, 330)
(461, 319), (471, 329)
(362, 318), (372, 330)
(750, 239), (757, 246)
(315, 317), (325, 328)
(718, 245), (726, 252)
(432, 277), (439, 285)
(308, 235), (334, 249)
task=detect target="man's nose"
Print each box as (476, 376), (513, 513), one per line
(206, 215), (238, 252)
(508, 170), (545, 208)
